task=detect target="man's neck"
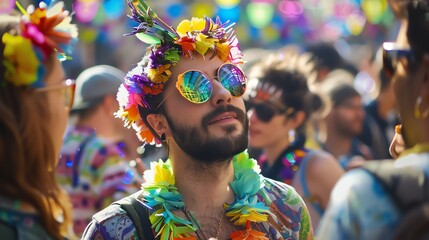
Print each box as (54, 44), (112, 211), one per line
(323, 130), (353, 158)
(169, 145), (236, 213)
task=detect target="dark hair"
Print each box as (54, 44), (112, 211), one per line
(305, 42), (344, 71)
(407, 0), (429, 58)
(249, 53), (322, 133)
(328, 84), (361, 107)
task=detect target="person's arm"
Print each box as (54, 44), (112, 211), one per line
(306, 151), (344, 209)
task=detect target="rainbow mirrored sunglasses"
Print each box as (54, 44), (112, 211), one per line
(157, 63), (246, 108)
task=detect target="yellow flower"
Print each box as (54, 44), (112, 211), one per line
(176, 17), (206, 36)
(195, 33), (217, 56)
(216, 42), (231, 62)
(144, 160), (175, 186)
(2, 33), (41, 86)
(147, 64), (171, 83)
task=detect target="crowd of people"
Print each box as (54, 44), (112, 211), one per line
(1, 0), (429, 239)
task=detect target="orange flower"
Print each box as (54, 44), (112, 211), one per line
(230, 221), (268, 240)
(177, 36), (196, 58)
(137, 128), (158, 144)
(173, 237), (197, 240)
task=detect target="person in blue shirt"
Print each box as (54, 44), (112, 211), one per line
(317, 0), (429, 239)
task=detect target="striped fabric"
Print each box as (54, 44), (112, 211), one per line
(57, 126), (141, 237)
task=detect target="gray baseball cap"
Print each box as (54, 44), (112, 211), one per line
(72, 65), (125, 111)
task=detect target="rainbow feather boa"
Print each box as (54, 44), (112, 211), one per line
(141, 151), (270, 240)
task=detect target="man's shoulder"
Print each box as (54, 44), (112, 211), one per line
(261, 177), (305, 207)
(82, 196), (139, 239)
(92, 201), (129, 223)
(260, 177), (314, 238)
(262, 177), (297, 192)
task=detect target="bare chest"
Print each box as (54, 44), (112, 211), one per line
(175, 209), (244, 240)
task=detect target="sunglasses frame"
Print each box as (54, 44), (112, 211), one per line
(382, 42), (415, 78)
(247, 100), (294, 123)
(156, 63), (247, 109)
(35, 79), (76, 109)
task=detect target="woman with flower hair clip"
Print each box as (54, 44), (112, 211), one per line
(245, 51), (344, 229)
(82, 0), (314, 239)
(0, 2), (78, 239)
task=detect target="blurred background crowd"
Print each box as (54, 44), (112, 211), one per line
(1, 0), (399, 84)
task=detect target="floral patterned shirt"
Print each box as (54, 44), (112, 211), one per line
(317, 152), (429, 240)
(57, 125), (141, 237)
(81, 177), (314, 240)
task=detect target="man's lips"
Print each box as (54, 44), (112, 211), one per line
(208, 112), (238, 124)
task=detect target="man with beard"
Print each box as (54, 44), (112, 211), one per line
(81, 1), (313, 239)
(317, 83), (372, 170)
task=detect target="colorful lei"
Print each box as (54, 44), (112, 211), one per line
(1, 1), (77, 88)
(115, 0), (244, 145)
(141, 151), (270, 240)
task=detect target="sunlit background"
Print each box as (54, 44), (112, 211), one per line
(1, 0), (399, 80)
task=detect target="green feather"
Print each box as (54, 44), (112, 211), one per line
(136, 33), (161, 44)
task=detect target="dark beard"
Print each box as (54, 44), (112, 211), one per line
(164, 105), (248, 163)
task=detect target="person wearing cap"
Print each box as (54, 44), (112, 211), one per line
(56, 65), (142, 236)
(81, 1), (314, 239)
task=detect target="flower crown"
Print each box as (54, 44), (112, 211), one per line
(1, 1), (78, 88)
(116, 0), (244, 145)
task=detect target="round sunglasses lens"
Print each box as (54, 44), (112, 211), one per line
(177, 71), (212, 103)
(254, 104), (275, 122)
(219, 64), (246, 97)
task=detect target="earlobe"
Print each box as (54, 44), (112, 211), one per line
(146, 113), (169, 137)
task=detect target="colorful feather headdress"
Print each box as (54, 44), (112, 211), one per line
(116, 0), (244, 145)
(1, 1), (78, 88)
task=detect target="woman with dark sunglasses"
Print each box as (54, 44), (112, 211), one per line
(0, 3), (78, 239)
(246, 52), (344, 229)
(317, 1), (429, 239)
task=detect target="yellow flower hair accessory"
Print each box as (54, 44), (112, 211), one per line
(1, 1), (78, 88)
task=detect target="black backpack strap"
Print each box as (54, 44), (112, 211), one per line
(362, 160), (429, 211)
(114, 193), (155, 240)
